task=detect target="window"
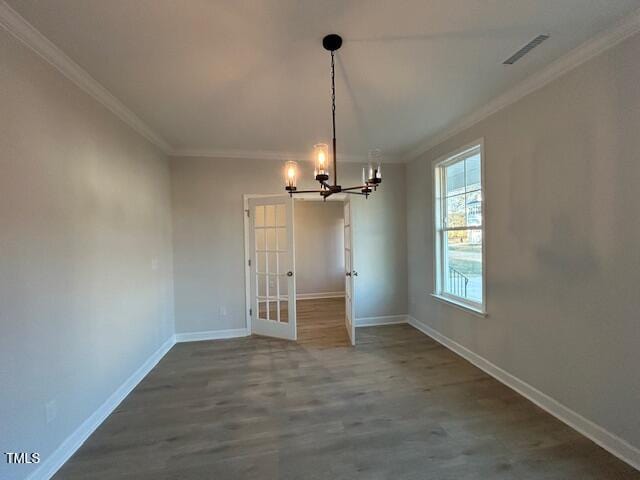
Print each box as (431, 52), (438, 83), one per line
(433, 141), (485, 313)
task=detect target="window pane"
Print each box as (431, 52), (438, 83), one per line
(266, 228), (277, 250)
(465, 153), (481, 192)
(267, 252), (277, 274)
(258, 299), (268, 320)
(268, 300), (279, 322)
(445, 230), (482, 303)
(265, 205), (276, 226)
(446, 193), (466, 228)
(278, 299), (289, 323)
(465, 191), (482, 227)
(446, 160), (465, 195)
(255, 206), (265, 227)
(255, 229), (265, 251)
(437, 145), (484, 310)
(278, 252), (289, 273)
(277, 228), (287, 251)
(256, 252), (266, 274)
(279, 275), (289, 301)
(257, 274), (266, 298)
(268, 275), (277, 298)
(275, 204), (286, 226)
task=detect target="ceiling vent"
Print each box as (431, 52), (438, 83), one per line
(503, 34), (549, 65)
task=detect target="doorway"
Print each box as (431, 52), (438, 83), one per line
(295, 197), (350, 347)
(243, 194), (356, 345)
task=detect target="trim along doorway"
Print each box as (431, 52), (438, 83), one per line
(243, 193), (354, 344)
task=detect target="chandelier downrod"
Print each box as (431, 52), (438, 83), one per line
(331, 50), (337, 187)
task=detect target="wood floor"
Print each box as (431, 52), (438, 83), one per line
(54, 298), (639, 479)
(296, 297), (350, 347)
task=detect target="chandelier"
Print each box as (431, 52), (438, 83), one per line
(284, 34), (382, 199)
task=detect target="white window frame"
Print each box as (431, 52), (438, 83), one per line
(432, 139), (486, 315)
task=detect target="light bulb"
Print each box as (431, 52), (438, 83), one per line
(367, 148), (383, 185)
(284, 161), (298, 191)
(313, 143), (330, 180)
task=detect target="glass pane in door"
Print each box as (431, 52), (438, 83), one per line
(266, 228), (277, 251)
(275, 204), (286, 226)
(278, 275), (289, 323)
(255, 206), (265, 227)
(265, 205), (276, 226)
(277, 228), (287, 251)
(258, 299), (268, 320)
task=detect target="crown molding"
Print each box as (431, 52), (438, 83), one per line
(0, 0), (172, 153)
(402, 7), (640, 163)
(171, 148), (315, 162)
(170, 148), (402, 164)
(0, 0), (396, 164)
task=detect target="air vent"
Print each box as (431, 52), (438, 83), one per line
(503, 34), (549, 65)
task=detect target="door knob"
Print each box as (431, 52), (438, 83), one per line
(352, 270), (358, 277)
(345, 272), (351, 277)
(287, 271), (293, 277)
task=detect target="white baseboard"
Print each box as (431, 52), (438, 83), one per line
(27, 335), (176, 480)
(175, 328), (249, 343)
(296, 291), (345, 300)
(26, 327), (249, 479)
(407, 316), (640, 472)
(355, 314), (408, 327)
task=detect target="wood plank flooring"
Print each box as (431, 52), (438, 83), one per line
(54, 298), (639, 479)
(296, 297), (350, 348)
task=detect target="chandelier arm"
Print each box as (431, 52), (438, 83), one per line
(341, 185), (370, 192)
(290, 189), (328, 194)
(343, 191), (368, 196)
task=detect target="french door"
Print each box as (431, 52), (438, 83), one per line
(344, 199), (356, 345)
(249, 196), (296, 340)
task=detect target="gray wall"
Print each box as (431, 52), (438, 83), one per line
(170, 156), (407, 333)
(294, 200), (345, 296)
(407, 33), (640, 450)
(0, 29), (174, 480)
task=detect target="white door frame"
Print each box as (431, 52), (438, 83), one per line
(243, 193), (351, 339)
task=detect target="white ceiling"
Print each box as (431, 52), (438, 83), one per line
(5, 0), (640, 161)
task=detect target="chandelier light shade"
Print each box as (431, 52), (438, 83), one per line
(284, 161), (298, 192)
(283, 33), (382, 200)
(313, 143), (330, 181)
(367, 149), (383, 185)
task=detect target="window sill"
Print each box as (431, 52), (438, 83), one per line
(430, 294), (487, 318)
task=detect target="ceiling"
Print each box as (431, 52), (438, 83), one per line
(5, 0), (640, 161)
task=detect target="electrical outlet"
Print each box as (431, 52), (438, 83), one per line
(219, 306), (227, 319)
(151, 258), (159, 271)
(45, 399), (57, 424)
